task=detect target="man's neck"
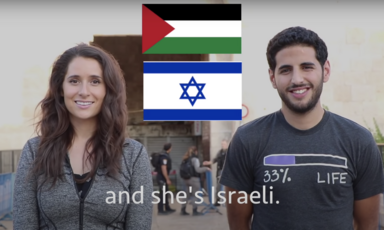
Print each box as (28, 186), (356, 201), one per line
(280, 102), (325, 130)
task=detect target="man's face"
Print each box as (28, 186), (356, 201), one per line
(269, 45), (330, 114)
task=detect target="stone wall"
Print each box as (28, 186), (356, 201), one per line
(236, 1), (384, 137)
(1, 0), (383, 152)
(323, 27), (384, 132)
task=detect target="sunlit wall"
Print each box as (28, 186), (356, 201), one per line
(0, 0), (383, 150)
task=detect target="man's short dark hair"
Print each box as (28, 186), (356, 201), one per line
(266, 26), (328, 72)
(163, 143), (172, 151)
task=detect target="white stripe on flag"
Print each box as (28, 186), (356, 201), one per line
(165, 21), (241, 38)
(144, 74), (241, 109)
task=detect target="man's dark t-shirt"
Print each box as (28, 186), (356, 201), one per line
(220, 110), (384, 230)
(156, 152), (172, 181)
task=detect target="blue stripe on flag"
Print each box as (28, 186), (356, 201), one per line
(143, 109), (242, 121)
(143, 62), (242, 74)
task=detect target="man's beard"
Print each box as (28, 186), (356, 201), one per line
(278, 76), (323, 114)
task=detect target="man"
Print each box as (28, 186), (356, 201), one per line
(220, 26), (384, 230)
(156, 143), (175, 215)
(211, 139), (229, 206)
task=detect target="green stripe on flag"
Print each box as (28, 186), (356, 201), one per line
(144, 37), (241, 54)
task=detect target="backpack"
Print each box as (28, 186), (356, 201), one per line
(179, 157), (195, 180)
(150, 152), (162, 170)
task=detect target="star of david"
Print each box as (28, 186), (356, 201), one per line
(179, 76), (206, 106)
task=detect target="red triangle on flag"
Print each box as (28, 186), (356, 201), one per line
(142, 5), (175, 53)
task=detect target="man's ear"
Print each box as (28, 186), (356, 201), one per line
(323, 60), (331, 83)
(269, 69), (277, 89)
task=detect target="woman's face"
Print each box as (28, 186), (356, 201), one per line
(62, 56), (106, 123)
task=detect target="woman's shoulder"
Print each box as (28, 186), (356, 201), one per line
(24, 136), (41, 151)
(122, 138), (147, 160)
(19, 136), (41, 161)
(27, 136), (41, 144)
(123, 137), (143, 150)
(121, 138), (150, 176)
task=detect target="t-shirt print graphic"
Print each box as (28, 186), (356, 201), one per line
(263, 153), (348, 184)
(264, 154), (347, 168)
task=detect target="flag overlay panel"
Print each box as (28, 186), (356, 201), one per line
(143, 62), (242, 121)
(142, 4), (242, 54)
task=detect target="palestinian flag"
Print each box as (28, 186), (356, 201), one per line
(142, 4), (242, 54)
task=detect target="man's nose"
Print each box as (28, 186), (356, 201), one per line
(291, 68), (305, 85)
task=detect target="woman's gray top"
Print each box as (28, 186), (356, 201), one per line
(13, 136), (153, 230)
(191, 157), (209, 174)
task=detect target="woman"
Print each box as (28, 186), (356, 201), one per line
(180, 146), (210, 216)
(13, 44), (153, 229)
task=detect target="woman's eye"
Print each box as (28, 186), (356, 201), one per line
(69, 79), (78, 84)
(91, 80), (100, 85)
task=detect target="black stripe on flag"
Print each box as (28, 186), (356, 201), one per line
(143, 4), (241, 21)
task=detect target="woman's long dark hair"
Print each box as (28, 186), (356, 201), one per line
(182, 146), (198, 161)
(30, 43), (128, 186)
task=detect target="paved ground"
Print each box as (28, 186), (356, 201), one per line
(3, 201), (384, 230)
(0, 221), (12, 230)
(0, 198), (229, 230)
(151, 199), (229, 230)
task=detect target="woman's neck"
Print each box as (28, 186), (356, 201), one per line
(70, 117), (97, 141)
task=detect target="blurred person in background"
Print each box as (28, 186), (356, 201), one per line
(13, 44), (153, 230)
(180, 146), (211, 216)
(155, 142), (175, 215)
(205, 139), (229, 206)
